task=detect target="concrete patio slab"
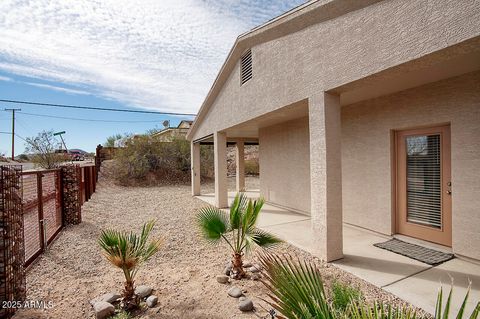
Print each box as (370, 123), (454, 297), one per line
(333, 225), (431, 287)
(384, 258), (480, 315)
(261, 219), (313, 254)
(195, 192), (480, 315)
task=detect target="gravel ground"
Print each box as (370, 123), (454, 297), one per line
(14, 175), (427, 319)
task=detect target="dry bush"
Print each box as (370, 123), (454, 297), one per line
(111, 136), (188, 185)
(110, 136), (214, 186)
(245, 158), (259, 175)
(25, 130), (68, 169)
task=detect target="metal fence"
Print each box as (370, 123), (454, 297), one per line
(22, 169), (63, 266)
(21, 165), (97, 267)
(0, 163), (97, 317)
(0, 165), (26, 318)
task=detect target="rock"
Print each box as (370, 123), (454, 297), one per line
(227, 286), (243, 298)
(216, 275), (229, 284)
(146, 295), (158, 308)
(242, 262), (252, 268)
(249, 264), (262, 273)
(239, 296), (246, 302)
(223, 266), (231, 276)
(89, 293), (121, 306)
(238, 298), (254, 312)
(224, 262), (232, 276)
(251, 273), (261, 281)
(135, 285), (153, 298)
(93, 301), (114, 319)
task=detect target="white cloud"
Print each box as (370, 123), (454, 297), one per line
(25, 82), (91, 95)
(0, 75), (13, 82)
(0, 0), (303, 113)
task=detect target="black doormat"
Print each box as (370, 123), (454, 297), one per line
(373, 238), (454, 266)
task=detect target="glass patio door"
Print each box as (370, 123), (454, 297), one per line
(395, 125), (452, 246)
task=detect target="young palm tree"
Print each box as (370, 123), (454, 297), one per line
(259, 253), (480, 319)
(98, 220), (163, 309)
(196, 192), (282, 279)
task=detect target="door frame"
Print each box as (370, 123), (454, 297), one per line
(393, 124), (452, 247)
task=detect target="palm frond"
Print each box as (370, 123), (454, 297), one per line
(196, 206), (229, 244)
(259, 253), (334, 319)
(230, 192), (248, 229)
(247, 197), (265, 230)
(251, 228), (282, 248)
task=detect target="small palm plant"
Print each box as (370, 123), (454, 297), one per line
(98, 220), (163, 309)
(196, 192), (282, 279)
(259, 253), (480, 319)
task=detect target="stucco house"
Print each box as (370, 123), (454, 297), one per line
(152, 120), (193, 142)
(186, 0), (480, 263)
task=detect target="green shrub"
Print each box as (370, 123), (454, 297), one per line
(332, 280), (363, 312)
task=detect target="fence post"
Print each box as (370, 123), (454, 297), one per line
(0, 165), (26, 318)
(37, 172), (46, 251)
(60, 165), (82, 225)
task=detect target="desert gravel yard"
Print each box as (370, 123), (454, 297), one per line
(14, 176), (425, 319)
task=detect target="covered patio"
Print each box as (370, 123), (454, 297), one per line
(189, 38), (480, 314)
(196, 190), (480, 315)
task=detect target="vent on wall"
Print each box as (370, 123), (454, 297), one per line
(240, 49), (252, 85)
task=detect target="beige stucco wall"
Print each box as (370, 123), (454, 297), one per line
(191, 0), (480, 141)
(259, 117), (311, 214)
(341, 71), (480, 260)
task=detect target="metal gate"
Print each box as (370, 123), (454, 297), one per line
(22, 169), (62, 267)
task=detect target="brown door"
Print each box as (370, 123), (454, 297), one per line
(396, 125), (452, 247)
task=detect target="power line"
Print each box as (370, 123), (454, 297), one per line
(14, 133), (27, 142)
(16, 111), (167, 123)
(0, 98), (197, 116)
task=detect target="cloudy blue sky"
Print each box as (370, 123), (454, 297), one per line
(0, 0), (304, 155)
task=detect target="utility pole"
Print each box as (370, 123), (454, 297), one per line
(4, 108), (21, 160)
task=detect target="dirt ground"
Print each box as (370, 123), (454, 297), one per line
(14, 175), (422, 319)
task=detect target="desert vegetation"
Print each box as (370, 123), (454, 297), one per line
(259, 253), (480, 319)
(98, 220), (163, 310)
(107, 135), (215, 186)
(25, 130), (68, 168)
(196, 192), (281, 279)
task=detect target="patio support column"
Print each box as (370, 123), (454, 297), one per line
(235, 139), (245, 192)
(309, 91), (343, 262)
(214, 131), (228, 208)
(191, 142), (201, 196)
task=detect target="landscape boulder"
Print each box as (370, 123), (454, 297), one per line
(216, 275), (229, 284)
(248, 264), (262, 273)
(238, 298), (254, 312)
(89, 292), (121, 306)
(227, 286), (243, 298)
(135, 285), (153, 298)
(93, 301), (114, 319)
(146, 295), (158, 308)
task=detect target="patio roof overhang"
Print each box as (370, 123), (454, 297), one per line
(330, 36), (480, 106)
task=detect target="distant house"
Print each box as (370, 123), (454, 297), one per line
(152, 120), (193, 142)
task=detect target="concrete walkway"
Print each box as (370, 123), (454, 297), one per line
(197, 191), (480, 315)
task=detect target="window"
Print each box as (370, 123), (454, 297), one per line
(240, 49), (252, 85)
